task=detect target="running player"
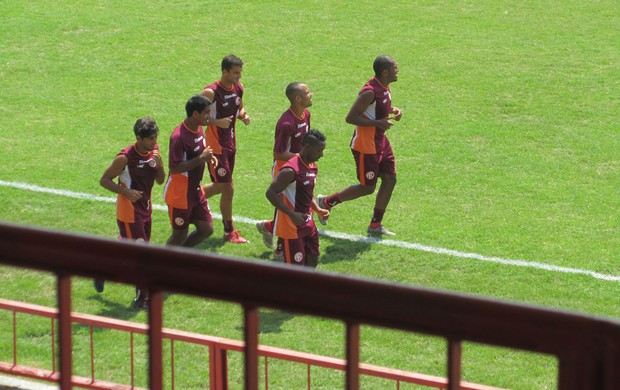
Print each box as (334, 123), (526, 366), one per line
(265, 129), (329, 267)
(317, 55), (402, 236)
(164, 95), (217, 249)
(200, 54), (251, 243)
(256, 82), (319, 249)
(98, 117), (165, 310)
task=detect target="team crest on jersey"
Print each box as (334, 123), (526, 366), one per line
(217, 167), (227, 177)
(148, 159), (157, 168)
(366, 171), (375, 180)
(175, 217), (185, 226)
(235, 97), (241, 106)
(294, 252), (303, 263)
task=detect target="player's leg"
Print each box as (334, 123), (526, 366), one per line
(368, 142), (397, 236)
(216, 152), (248, 243)
(277, 237), (306, 266)
(304, 229), (320, 269)
(183, 197), (214, 247)
(318, 150), (377, 210)
(166, 207), (190, 246)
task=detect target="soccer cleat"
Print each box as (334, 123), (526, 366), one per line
(132, 297), (148, 311)
(315, 195), (329, 226)
(367, 224), (396, 236)
(255, 221), (273, 248)
(93, 279), (105, 293)
(224, 229), (249, 244)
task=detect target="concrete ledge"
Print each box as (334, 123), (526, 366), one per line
(0, 375), (57, 390)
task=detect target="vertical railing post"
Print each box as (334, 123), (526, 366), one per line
(346, 322), (360, 390)
(57, 273), (72, 389)
(148, 289), (164, 390)
(447, 338), (462, 390)
(244, 305), (259, 390)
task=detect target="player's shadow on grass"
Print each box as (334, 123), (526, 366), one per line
(88, 291), (170, 322)
(258, 309), (295, 334)
(319, 234), (374, 265)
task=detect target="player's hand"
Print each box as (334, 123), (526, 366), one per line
(391, 107), (403, 121)
(121, 188), (143, 203)
(240, 115), (251, 126)
(316, 208), (330, 221)
(200, 146), (214, 162)
(376, 118), (393, 131)
(290, 212), (307, 227)
(152, 150), (163, 168)
(217, 116), (233, 128)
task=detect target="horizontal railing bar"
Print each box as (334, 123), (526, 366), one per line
(0, 299), (498, 389)
(1, 223), (618, 359)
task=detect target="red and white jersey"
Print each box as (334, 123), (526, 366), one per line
(273, 154), (318, 239)
(350, 77), (392, 154)
(205, 80), (244, 153)
(116, 143), (160, 223)
(164, 121), (207, 209)
(272, 108), (311, 175)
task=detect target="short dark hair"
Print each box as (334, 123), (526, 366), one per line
(133, 117), (158, 138)
(285, 82), (304, 101)
(373, 55), (394, 77)
(221, 54), (244, 72)
(185, 95), (213, 118)
(302, 128), (326, 146)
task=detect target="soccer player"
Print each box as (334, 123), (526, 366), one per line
(165, 95), (217, 249)
(200, 54), (251, 243)
(256, 82), (320, 249)
(265, 129), (329, 268)
(98, 117), (166, 310)
(317, 55), (402, 236)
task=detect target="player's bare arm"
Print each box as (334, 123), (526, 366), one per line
(152, 150), (166, 185)
(100, 155), (142, 202)
(200, 88), (233, 128)
(266, 169), (306, 226)
(238, 102), (250, 125)
(168, 146), (213, 175)
(346, 90), (393, 131)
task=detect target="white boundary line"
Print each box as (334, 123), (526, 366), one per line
(2, 179), (618, 283)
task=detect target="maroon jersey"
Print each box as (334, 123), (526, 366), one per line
(349, 77), (392, 154)
(273, 154), (318, 239)
(116, 143), (160, 223)
(205, 80), (244, 153)
(164, 121), (207, 209)
(273, 108), (311, 169)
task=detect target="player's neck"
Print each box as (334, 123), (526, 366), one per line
(134, 142), (149, 155)
(290, 105), (305, 119)
(183, 118), (199, 132)
(219, 79), (234, 90)
(376, 76), (390, 88)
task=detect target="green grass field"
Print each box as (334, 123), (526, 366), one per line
(1, 1), (618, 388)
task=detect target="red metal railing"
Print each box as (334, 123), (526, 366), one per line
(0, 298), (497, 389)
(1, 222), (620, 389)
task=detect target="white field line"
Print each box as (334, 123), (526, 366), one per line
(2, 179), (618, 283)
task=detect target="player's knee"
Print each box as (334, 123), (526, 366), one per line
(360, 184), (376, 195)
(196, 222), (214, 239)
(382, 174), (396, 188)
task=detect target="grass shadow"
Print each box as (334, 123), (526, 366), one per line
(259, 309), (295, 334)
(319, 233), (377, 265)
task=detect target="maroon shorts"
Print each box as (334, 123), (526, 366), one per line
(352, 138), (396, 186)
(208, 150), (235, 183)
(276, 228), (320, 266)
(117, 219), (152, 242)
(168, 195), (212, 230)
